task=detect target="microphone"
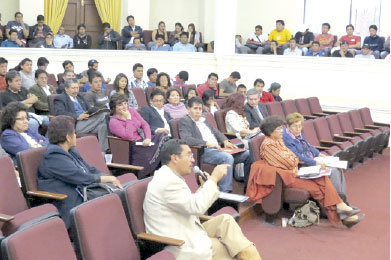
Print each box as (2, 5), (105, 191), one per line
(193, 166), (208, 182)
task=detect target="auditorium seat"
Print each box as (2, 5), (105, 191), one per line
(70, 193), (177, 260)
(265, 101), (285, 119)
(247, 135), (309, 222)
(295, 98), (317, 117)
(181, 84), (196, 97)
(213, 110), (237, 139)
(307, 97), (338, 116)
(75, 136), (140, 183)
(215, 97), (227, 109)
(48, 94), (60, 116)
(282, 99), (317, 119)
(16, 147), (68, 206)
(1, 217), (77, 260)
(313, 117), (358, 166)
(359, 107), (389, 148)
(106, 83), (114, 94)
(47, 73), (58, 88)
(57, 73), (64, 84)
(131, 88), (148, 108)
(0, 155), (59, 237)
(142, 30), (153, 46)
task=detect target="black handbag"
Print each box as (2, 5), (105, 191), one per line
(78, 183), (120, 202)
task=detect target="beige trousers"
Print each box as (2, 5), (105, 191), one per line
(202, 214), (253, 259)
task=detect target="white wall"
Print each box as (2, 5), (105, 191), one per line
(0, 48), (389, 123)
(0, 0), (20, 27)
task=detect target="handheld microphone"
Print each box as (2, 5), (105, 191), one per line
(194, 166), (208, 183)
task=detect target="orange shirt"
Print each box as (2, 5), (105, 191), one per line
(0, 75), (6, 91)
(260, 136), (299, 170)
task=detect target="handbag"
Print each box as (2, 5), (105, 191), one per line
(78, 183), (120, 202)
(288, 200), (320, 228)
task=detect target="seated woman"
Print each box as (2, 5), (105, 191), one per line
(283, 112), (347, 201)
(268, 82), (282, 102)
(37, 115), (121, 228)
(163, 87), (188, 119)
(184, 86), (197, 108)
(258, 116), (363, 227)
(0, 102), (49, 162)
(148, 21), (168, 49)
(109, 94), (168, 178)
(155, 72), (171, 93)
(202, 89), (220, 114)
(110, 73), (138, 109)
(188, 23), (203, 52)
(224, 93), (260, 146)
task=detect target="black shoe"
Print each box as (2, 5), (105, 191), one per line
(342, 214), (365, 228)
(337, 208), (361, 220)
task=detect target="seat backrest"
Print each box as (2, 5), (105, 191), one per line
(169, 118), (181, 139)
(203, 112), (218, 130)
(326, 115), (344, 136)
(265, 101), (285, 119)
(142, 30), (153, 45)
(76, 136), (110, 174)
(71, 193), (139, 260)
(47, 73), (58, 88)
(302, 120), (320, 146)
(182, 84), (196, 97)
(337, 112), (355, 132)
(57, 73), (64, 84)
(307, 97), (323, 114)
(1, 217), (77, 260)
(144, 87), (155, 105)
(248, 135), (266, 162)
(313, 117), (333, 141)
(215, 98), (226, 109)
(214, 110), (228, 133)
(295, 98), (312, 116)
(348, 110), (365, 129)
(183, 172), (199, 193)
(131, 88), (148, 108)
(106, 83), (114, 94)
(359, 107), (374, 125)
(0, 155), (28, 219)
(48, 94), (61, 116)
(16, 147), (47, 196)
(281, 100), (298, 117)
(123, 178), (152, 236)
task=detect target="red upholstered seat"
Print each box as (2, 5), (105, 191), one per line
(281, 100), (298, 116)
(1, 217), (76, 260)
(131, 88), (148, 108)
(295, 98), (315, 117)
(265, 101), (285, 119)
(359, 107), (389, 148)
(302, 120), (341, 156)
(47, 73), (58, 88)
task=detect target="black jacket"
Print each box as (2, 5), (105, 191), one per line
(54, 93), (91, 120)
(244, 102), (268, 129)
(139, 105), (172, 134)
(37, 144), (102, 227)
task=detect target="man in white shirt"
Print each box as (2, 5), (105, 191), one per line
(129, 63), (148, 89)
(143, 139), (261, 259)
(53, 25), (73, 48)
(355, 44), (375, 59)
(28, 69), (56, 117)
(242, 25), (268, 54)
(283, 38), (303, 56)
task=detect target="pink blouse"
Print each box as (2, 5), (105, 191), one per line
(109, 108), (152, 140)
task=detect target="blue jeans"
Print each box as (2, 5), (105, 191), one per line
(202, 148), (251, 192)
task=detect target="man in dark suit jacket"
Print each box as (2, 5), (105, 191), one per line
(139, 89), (172, 135)
(178, 96), (251, 192)
(53, 78), (108, 152)
(245, 88), (268, 129)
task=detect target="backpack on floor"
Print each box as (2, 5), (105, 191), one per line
(288, 200), (320, 228)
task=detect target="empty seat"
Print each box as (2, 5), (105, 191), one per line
(359, 107), (389, 148)
(265, 101), (285, 119)
(131, 88), (148, 108)
(302, 120), (341, 156)
(48, 94), (61, 116)
(47, 73), (58, 88)
(281, 100), (298, 117)
(294, 98), (318, 119)
(1, 217), (77, 260)
(307, 97), (338, 116)
(57, 73), (64, 84)
(0, 155), (59, 236)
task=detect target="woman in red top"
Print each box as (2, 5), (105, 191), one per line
(253, 78), (274, 103)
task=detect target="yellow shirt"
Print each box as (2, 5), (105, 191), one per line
(268, 28), (292, 44)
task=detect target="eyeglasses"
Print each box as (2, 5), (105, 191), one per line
(15, 117), (29, 121)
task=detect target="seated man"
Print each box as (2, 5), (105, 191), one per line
(253, 78), (274, 103)
(84, 72), (109, 109)
(121, 15), (143, 46)
(81, 59), (110, 91)
(57, 69), (76, 94)
(28, 69), (56, 115)
(173, 32), (196, 52)
(363, 25), (385, 59)
(245, 88), (268, 129)
(0, 57), (8, 91)
(219, 71), (240, 97)
(197, 72), (219, 97)
(236, 84), (247, 96)
(35, 32), (55, 48)
(143, 139), (261, 259)
(1, 29), (23, 47)
(332, 40), (353, 58)
(125, 37), (146, 50)
(334, 24), (361, 56)
(54, 78), (109, 152)
(53, 25), (73, 49)
(283, 38), (302, 56)
(355, 44), (375, 59)
(2, 70), (49, 132)
(305, 41), (325, 57)
(173, 70), (188, 88)
(151, 35), (172, 51)
(263, 20), (291, 55)
(179, 97), (252, 192)
(27, 15), (52, 47)
(6, 12), (29, 42)
(242, 25), (268, 54)
(129, 63), (148, 89)
(98, 22), (120, 50)
(139, 89), (172, 135)
(294, 25), (314, 55)
(314, 23), (334, 56)
(147, 67), (158, 87)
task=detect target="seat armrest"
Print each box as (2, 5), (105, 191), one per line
(320, 140), (341, 146)
(374, 122), (390, 127)
(303, 114), (317, 119)
(199, 215), (213, 222)
(137, 232), (185, 247)
(223, 132), (237, 139)
(107, 163), (144, 171)
(354, 128), (371, 133)
(314, 146), (329, 151)
(26, 190), (68, 200)
(364, 125), (381, 129)
(312, 112), (328, 117)
(343, 131), (362, 137)
(322, 110), (339, 115)
(333, 135), (353, 141)
(107, 136), (134, 143)
(0, 213), (14, 222)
